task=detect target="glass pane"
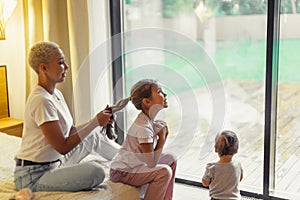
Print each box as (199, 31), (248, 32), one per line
(275, 0), (300, 198)
(122, 0), (266, 195)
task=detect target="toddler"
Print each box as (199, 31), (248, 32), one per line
(202, 130), (243, 200)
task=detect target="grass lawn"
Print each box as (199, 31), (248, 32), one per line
(124, 39), (300, 95)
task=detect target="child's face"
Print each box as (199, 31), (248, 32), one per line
(149, 84), (168, 109)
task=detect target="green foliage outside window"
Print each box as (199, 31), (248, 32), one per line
(297, 0), (300, 12)
(162, 0), (300, 18)
(207, 0), (267, 16)
(162, 0), (195, 18)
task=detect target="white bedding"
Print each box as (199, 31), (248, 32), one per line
(0, 132), (141, 200)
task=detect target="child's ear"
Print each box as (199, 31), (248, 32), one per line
(142, 98), (151, 108)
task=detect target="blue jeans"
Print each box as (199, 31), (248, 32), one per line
(14, 161), (104, 192)
(14, 132), (119, 192)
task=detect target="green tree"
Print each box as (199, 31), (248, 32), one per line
(238, 0), (267, 15)
(162, 0), (194, 18)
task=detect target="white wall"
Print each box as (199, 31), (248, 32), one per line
(0, 1), (26, 119)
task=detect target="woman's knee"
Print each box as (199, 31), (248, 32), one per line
(85, 162), (106, 185)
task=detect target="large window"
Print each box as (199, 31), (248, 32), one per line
(275, 0), (300, 198)
(111, 0), (300, 199)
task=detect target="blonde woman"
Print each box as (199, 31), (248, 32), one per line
(14, 41), (118, 192)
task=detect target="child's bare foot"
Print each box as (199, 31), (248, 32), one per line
(14, 188), (34, 200)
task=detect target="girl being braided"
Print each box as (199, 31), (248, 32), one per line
(109, 79), (177, 200)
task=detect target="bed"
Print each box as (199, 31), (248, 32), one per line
(0, 131), (141, 200)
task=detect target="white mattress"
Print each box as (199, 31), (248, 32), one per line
(0, 132), (141, 200)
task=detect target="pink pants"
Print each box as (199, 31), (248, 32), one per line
(110, 153), (177, 200)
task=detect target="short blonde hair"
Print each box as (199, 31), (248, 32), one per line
(130, 79), (158, 110)
(215, 130), (239, 156)
(28, 41), (60, 74)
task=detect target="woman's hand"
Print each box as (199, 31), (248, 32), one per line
(96, 106), (113, 127)
(41, 106), (113, 155)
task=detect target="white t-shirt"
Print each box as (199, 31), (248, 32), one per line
(16, 86), (73, 162)
(110, 112), (157, 171)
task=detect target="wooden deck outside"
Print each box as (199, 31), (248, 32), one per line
(162, 80), (300, 199)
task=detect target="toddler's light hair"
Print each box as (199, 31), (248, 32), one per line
(215, 130), (239, 156)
